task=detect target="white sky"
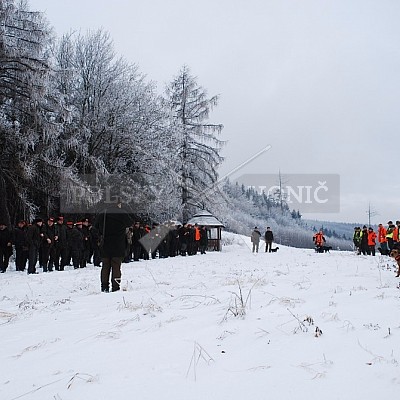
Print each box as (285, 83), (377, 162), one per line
(29, 0), (400, 224)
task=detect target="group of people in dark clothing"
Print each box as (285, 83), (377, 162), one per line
(0, 214), (209, 275)
(0, 216), (101, 274)
(126, 221), (209, 262)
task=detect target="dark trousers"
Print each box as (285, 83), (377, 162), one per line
(28, 245), (39, 274)
(68, 246), (81, 269)
(92, 245), (101, 266)
(133, 243), (142, 261)
(101, 257), (123, 292)
(265, 240), (273, 252)
(15, 246), (28, 271)
(361, 243), (370, 255)
(0, 247), (11, 272)
(55, 246), (67, 271)
(368, 245), (376, 256)
(41, 245), (56, 272)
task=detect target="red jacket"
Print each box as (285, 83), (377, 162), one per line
(313, 232), (325, 246)
(378, 226), (387, 243)
(368, 231), (377, 246)
(393, 227), (399, 242)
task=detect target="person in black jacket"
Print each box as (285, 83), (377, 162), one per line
(54, 216), (68, 271)
(132, 222), (143, 261)
(42, 217), (57, 272)
(0, 222), (13, 272)
(66, 221), (84, 269)
(14, 220), (28, 271)
(27, 218), (45, 274)
(94, 198), (132, 292)
(89, 224), (101, 267)
(179, 224), (190, 256)
(264, 227), (274, 253)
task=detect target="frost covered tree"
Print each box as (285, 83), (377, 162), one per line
(165, 66), (224, 222)
(53, 29), (179, 219)
(0, 0), (63, 222)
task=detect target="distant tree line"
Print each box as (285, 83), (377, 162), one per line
(213, 181), (352, 250)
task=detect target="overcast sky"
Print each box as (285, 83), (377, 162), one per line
(29, 0), (400, 224)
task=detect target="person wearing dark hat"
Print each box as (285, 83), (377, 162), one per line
(74, 221), (87, 268)
(26, 218), (45, 274)
(360, 225), (369, 255)
(94, 198), (133, 292)
(54, 216), (68, 271)
(264, 227), (274, 253)
(80, 218), (91, 267)
(386, 221), (396, 252)
(88, 221), (101, 267)
(132, 222), (143, 262)
(367, 227), (377, 256)
(66, 221), (84, 269)
(14, 220), (28, 271)
(41, 218), (56, 272)
(0, 222), (13, 273)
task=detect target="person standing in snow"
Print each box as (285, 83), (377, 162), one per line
(26, 218), (45, 274)
(377, 223), (388, 255)
(367, 227), (377, 256)
(94, 198), (132, 293)
(360, 226), (369, 255)
(14, 220), (28, 272)
(0, 222), (13, 273)
(313, 230), (326, 251)
(264, 227), (274, 253)
(251, 227), (261, 253)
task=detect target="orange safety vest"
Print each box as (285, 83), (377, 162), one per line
(378, 226), (387, 243)
(368, 231), (377, 246)
(313, 232), (325, 246)
(195, 227), (201, 241)
(393, 227), (399, 242)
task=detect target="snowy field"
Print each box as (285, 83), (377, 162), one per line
(1, 232), (400, 400)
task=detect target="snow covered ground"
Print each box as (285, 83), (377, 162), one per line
(1, 232), (400, 400)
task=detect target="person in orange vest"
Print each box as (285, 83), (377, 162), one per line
(313, 230), (326, 251)
(377, 223), (388, 255)
(194, 224), (201, 254)
(367, 227), (377, 256)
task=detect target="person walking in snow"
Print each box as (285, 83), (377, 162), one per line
(251, 227), (261, 253)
